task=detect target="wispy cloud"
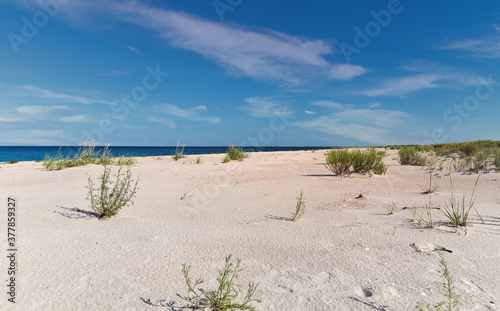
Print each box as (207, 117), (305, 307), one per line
(311, 100), (345, 110)
(0, 130), (66, 145)
(440, 25), (500, 58)
(329, 64), (369, 81)
(159, 104), (220, 124)
(16, 105), (75, 115)
(146, 116), (176, 129)
(240, 97), (294, 118)
(294, 104), (409, 144)
(127, 46), (141, 54)
(60, 114), (91, 123)
(0, 83), (114, 106)
(362, 74), (442, 97)
(27, 0), (372, 84)
(97, 70), (130, 76)
(304, 110), (316, 115)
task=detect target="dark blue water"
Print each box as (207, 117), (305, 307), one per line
(0, 146), (332, 162)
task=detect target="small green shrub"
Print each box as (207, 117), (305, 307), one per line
(416, 251), (461, 311)
(398, 147), (427, 166)
(494, 149), (500, 169)
(196, 156), (203, 164)
(223, 145), (248, 162)
(7, 159), (19, 164)
(291, 189), (305, 221)
(182, 255), (261, 311)
(325, 149), (387, 176)
(86, 165), (139, 218)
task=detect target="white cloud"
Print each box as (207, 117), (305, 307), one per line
(0, 130), (66, 145)
(368, 102), (381, 108)
(294, 105), (409, 144)
(60, 114), (90, 123)
(240, 97), (294, 118)
(440, 25), (500, 58)
(159, 104), (220, 124)
(311, 100), (344, 110)
(0, 118), (29, 122)
(305, 110), (316, 115)
(16, 105), (74, 115)
(127, 46), (141, 54)
(362, 74), (442, 97)
(329, 64), (369, 81)
(25, 0), (338, 83)
(146, 116), (176, 129)
(97, 70), (130, 76)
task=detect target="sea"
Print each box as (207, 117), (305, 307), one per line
(0, 146), (332, 162)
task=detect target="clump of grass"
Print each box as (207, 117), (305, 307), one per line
(182, 255), (261, 311)
(181, 188), (194, 200)
(43, 139), (114, 170)
(324, 148), (387, 176)
(384, 202), (397, 215)
(442, 173), (483, 228)
(196, 156), (203, 164)
(223, 145), (248, 163)
(494, 149), (500, 170)
(86, 165), (139, 218)
(172, 142), (186, 161)
(116, 156), (136, 166)
(416, 251), (461, 311)
(398, 146), (428, 166)
(7, 159), (19, 164)
(291, 189), (305, 221)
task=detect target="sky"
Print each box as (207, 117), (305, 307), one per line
(0, 0), (499, 146)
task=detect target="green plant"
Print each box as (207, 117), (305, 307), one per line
(7, 159), (18, 164)
(442, 174), (483, 228)
(182, 255), (261, 311)
(324, 148), (387, 176)
(493, 149), (500, 169)
(181, 188), (194, 200)
(86, 165), (139, 218)
(196, 156), (203, 164)
(416, 251), (461, 311)
(224, 145), (248, 162)
(116, 156), (136, 166)
(291, 189), (305, 221)
(398, 146), (428, 166)
(172, 142), (186, 161)
(384, 202), (397, 215)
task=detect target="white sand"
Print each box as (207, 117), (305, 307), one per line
(1, 150), (499, 310)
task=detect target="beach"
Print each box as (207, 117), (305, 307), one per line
(1, 150), (499, 310)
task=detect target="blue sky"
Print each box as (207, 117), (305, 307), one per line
(0, 0), (499, 146)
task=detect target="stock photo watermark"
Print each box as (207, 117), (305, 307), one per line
(6, 197), (17, 304)
(414, 75), (495, 145)
(7, 0), (70, 54)
(340, 0), (409, 63)
(82, 64), (169, 144)
(213, 0), (243, 21)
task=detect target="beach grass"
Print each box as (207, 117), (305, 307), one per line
(172, 142), (187, 161)
(7, 159), (19, 164)
(291, 189), (305, 221)
(324, 148), (387, 176)
(223, 145), (248, 163)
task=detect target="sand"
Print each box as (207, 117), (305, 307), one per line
(1, 150), (499, 310)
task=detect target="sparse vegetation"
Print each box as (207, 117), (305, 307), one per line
(384, 202), (397, 215)
(223, 145), (248, 163)
(182, 255), (261, 311)
(7, 159), (18, 164)
(398, 146), (427, 166)
(43, 139), (114, 170)
(291, 189), (305, 221)
(86, 165), (139, 218)
(416, 251), (461, 311)
(116, 156), (136, 166)
(196, 156), (203, 164)
(324, 148), (387, 176)
(442, 174), (483, 228)
(172, 142), (186, 161)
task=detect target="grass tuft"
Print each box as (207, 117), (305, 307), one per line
(324, 148), (387, 176)
(398, 146), (428, 166)
(7, 159), (19, 164)
(172, 142), (186, 161)
(291, 189), (305, 221)
(442, 173), (483, 228)
(223, 145), (248, 163)
(182, 255), (261, 311)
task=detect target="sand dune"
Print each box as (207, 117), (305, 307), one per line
(1, 150), (499, 310)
